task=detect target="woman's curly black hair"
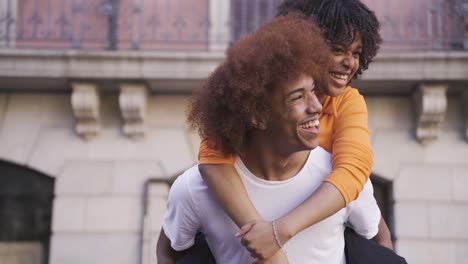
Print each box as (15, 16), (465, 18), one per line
(187, 14), (331, 156)
(277, 0), (382, 78)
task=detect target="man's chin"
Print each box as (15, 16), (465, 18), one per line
(304, 141), (319, 150)
(310, 144), (319, 150)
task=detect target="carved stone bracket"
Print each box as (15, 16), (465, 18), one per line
(413, 84), (448, 144)
(463, 91), (468, 142)
(119, 84), (147, 139)
(71, 83), (100, 140)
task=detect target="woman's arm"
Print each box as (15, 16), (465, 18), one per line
(275, 182), (345, 238)
(324, 88), (374, 203)
(199, 164), (262, 226)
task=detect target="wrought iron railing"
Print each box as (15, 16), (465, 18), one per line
(0, 0), (466, 52)
(229, 0), (468, 52)
(230, 0), (283, 43)
(366, 0), (467, 51)
(2, 0), (210, 51)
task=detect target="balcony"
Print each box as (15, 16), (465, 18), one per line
(0, 0), (466, 52)
(0, 0), (216, 52)
(0, 0), (467, 94)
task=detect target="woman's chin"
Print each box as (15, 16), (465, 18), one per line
(326, 86), (346, 97)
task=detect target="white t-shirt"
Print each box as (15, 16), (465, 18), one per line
(162, 147), (381, 264)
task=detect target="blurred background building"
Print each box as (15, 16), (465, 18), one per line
(0, 0), (467, 263)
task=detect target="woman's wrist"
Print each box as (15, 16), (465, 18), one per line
(275, 218), (294, 245)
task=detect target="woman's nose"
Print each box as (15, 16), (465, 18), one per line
(342, 53), (355, 69)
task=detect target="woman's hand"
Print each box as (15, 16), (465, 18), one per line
(253, 249), (289, 264)
(236, 220), (289, 260)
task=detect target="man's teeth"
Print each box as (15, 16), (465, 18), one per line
(331, 73), (348, 81)
(300, 120), (320, 129)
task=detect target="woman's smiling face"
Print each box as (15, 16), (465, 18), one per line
(326, 35), (363, 97)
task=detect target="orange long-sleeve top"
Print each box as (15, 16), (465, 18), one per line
(198, 86), (373, 205)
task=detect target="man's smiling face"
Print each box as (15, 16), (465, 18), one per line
(267, 74), (322, 153)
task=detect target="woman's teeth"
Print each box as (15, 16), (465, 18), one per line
(330, 73), (348, 81)
(300, 120), (320, 129)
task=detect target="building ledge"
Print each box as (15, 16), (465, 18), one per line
(0, 49), (467, 93)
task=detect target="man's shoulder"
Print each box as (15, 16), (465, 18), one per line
(169, 165), (205, 201)
(306, 147), (332, 175)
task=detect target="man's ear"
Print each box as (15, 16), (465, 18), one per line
(251, 116), (267, 130)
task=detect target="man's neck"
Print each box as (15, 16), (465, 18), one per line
(240, 134), (310, 181)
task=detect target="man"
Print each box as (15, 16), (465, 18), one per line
(157, 15), (385, 263)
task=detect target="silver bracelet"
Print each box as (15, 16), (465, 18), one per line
(272, 221), (283, 249)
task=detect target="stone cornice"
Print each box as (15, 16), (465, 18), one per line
(0, 49), (466, 79)
(0, 50), (467, 93)
(0, 49), (224, 80)
(362, 52), (468, 81)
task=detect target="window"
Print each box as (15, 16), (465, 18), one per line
(0, 161), (54, 264)
(371, 173), (396, 242)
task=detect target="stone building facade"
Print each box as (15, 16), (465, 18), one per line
(0, 0), (467, 264)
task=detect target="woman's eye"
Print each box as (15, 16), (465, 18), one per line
(353, 51), (361, 58)
(332, 47), (344, 53)
(292, 95), (302, 101)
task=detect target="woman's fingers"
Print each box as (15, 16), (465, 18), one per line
(235, 221), (256, 237)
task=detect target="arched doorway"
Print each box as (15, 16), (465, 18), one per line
(371, 173), (395, 242)
(0, 160), (54, 264)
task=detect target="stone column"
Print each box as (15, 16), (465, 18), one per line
(413, 83), (448, 144)
(209, 0), (231, 52)
(0, 0), (16, 48)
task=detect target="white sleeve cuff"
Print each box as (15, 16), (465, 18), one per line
(163, 223), (196, 251)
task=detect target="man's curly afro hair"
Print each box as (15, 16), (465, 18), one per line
(277, 0), (382, 78)
(187, 14), (331, 156)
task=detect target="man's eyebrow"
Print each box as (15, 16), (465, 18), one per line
(286, 87), (305, 96)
